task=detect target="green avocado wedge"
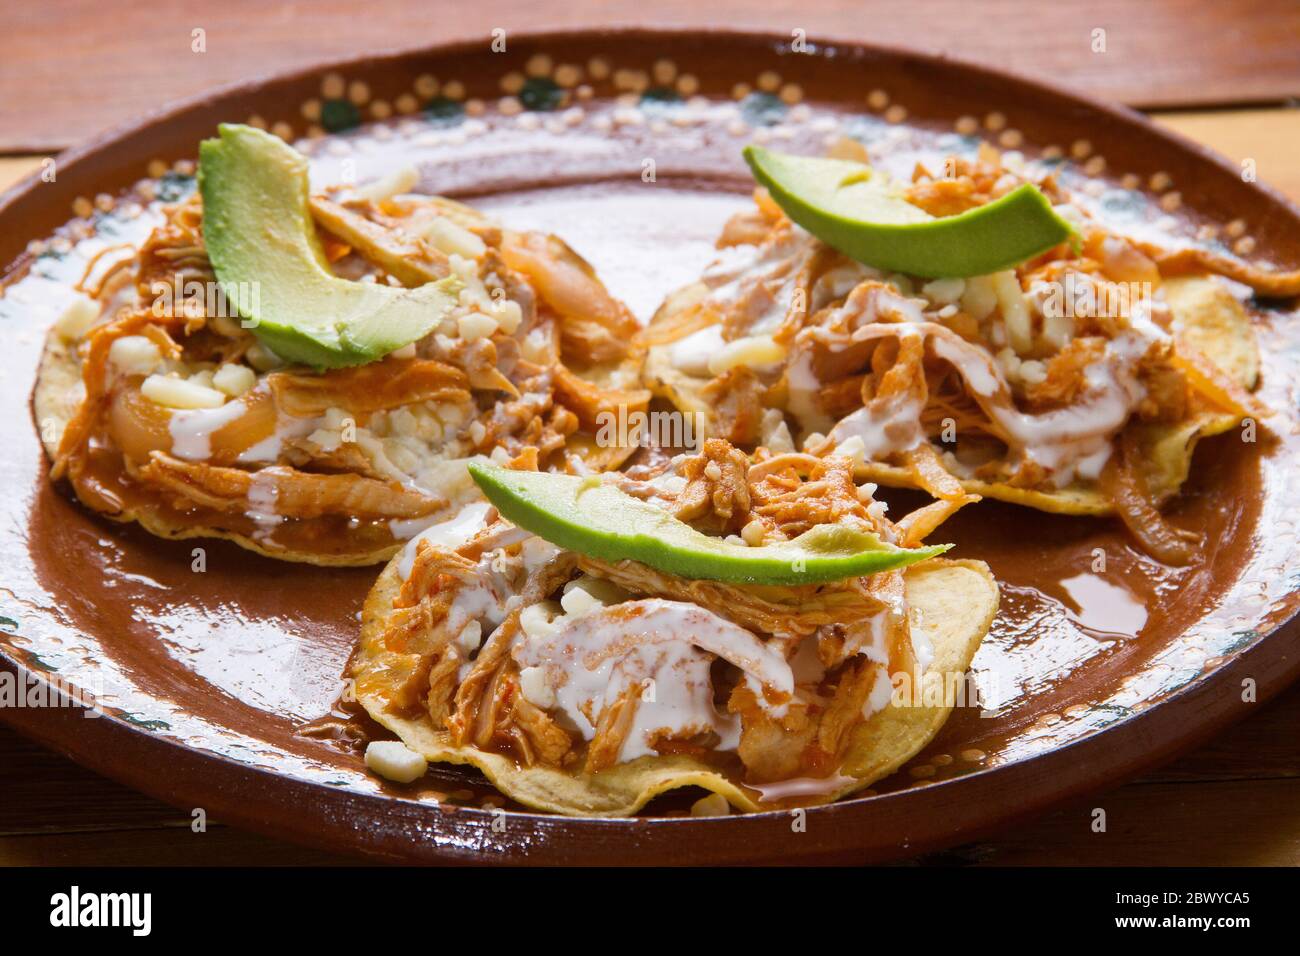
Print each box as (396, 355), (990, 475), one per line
(198, 123), (460, 368)
(468, 462), (948, 586)
(743, 145), (1077, 279)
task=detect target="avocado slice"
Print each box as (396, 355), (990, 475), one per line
(468, 463), (948, 586)
(198, 124), (459, 368)
(744, 145), (1076, 279)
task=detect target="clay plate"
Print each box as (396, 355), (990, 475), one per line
(3, 29), (1299, 865)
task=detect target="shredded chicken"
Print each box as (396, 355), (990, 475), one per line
(1135, 241), (1300, 299)
(550, 364), (651, 434)
(701, 367), (767, 446)
(1022, 338), (1108, 410)
(673, 438), (752, 534)
(653, 144), (1276, 563)
(309, 196), (449, 286)
(748, 454), (881, 538)
(53, 307), (187, 481)
(1100, 432), (1200, 566)
(51, 173), (644, 560)
(584, 683), (643, 773)
(362, 440), (940, 782)
(445, 556), (576, 748)
(133, 452), (445, 520)
(577, 554), (890, 640)
(266, 357), (470, 417)
(499, 231), (640, 367)
(134, 195), (216, 303)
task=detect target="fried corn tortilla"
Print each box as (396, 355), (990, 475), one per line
(639, 135), (1283, 564)
(642, 163), (1268, 567)
(836, 276), (1257, 516)
(356, 554), (996, 815)
(647, 267), (1258, 515)
(36, 160), (646, 566)
(351, 442), (997, 816)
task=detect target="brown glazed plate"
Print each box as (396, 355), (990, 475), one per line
(2, 29), (1299, 865)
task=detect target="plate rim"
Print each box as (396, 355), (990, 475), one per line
(6, 26), (1300, 229)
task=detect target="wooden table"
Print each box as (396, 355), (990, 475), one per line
(3, 1), (1298, 866)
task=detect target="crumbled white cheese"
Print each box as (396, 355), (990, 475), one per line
(707, 334), (785, 376)
(690, 792), (732, 817)
(385, 407), (419, 437)
(455, 620), (483, 655)
(759, 408), (794, 453)
(1039, 308), (1074, 353)
(212, 363), (257, 397)
(520, 326), (552, 363)
(422, 216), (487, 259)
(564, 575), (629, 606)
(670, 324), (725, 376)
(1019, 359), (1048, 388)
(353, 164), (419, 204)
(885, 273), (914, 296)
(434, 402), (469, 427)
(364, 740), (428, 783)
(832, 434), (867, 463)
(245, 341), (285, 372)
(992, 270), (1032, 354)
(141, 374), (226, 409)
(995, 346), (1022, 382)
(922, 277), (965, 306)
(519, 601), (561, 641)
(649, 471), (689, 497)
(960, 275), (998, 321)
(448, 254), (493, 309)
(559, 585), (602, 617)
(381, 437), (421, 474)
(518, 665), (556, 710)
(107, 335), (162, 376)
(55, 294), (101, 341)
(457, 311), (498, 341)
(491, 298), (523, 334)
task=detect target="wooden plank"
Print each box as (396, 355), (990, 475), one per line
(6, 778), (1295, 866)
(0, 727), (194, 836)
(1137, 683), (1300, 784)
(4, 0), (1299, 152)
(3, 683), (1297, 863)
(1155, 108), (1300, 206)
(0, 826), (356, 866)
(0, 157), (44, 193)
(952, 778), (1300, 866)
